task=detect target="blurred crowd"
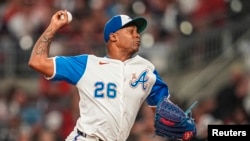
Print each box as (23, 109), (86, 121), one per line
(191, 67), (250, 141)
(1, 0), (250, 77)
(1, 0), (249, 57)
(1, 0), (250, 141)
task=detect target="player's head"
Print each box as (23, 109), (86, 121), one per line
(104, 15), (147, 43)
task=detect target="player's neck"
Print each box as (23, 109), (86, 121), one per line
(106, 54), (129, 62)
(107, 44), (137, 61)
(106, 51), (137, 62)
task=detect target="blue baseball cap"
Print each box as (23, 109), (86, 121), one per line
(104, 15), (147, 42)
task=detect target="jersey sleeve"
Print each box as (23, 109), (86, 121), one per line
(49, 54), (88, 85)
(146, 70), (170, 106)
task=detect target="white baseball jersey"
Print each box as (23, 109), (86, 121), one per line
(48, 54), (170, 141)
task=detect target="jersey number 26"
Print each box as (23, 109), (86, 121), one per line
(94, 82), (117, 98)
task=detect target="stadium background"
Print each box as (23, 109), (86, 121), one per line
(0, 0), (250, 141)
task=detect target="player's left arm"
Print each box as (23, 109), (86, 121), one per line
(146, 70), (170, 107)
(150, 106), (156, 114)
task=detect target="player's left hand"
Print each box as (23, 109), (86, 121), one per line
(154, 97), (197, 141)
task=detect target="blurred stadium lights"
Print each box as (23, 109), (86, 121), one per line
(180, 21), (193, 35)
(132, 1), (146, 15)
(49, 42), (65, 56)
(19, 35), (33, 51)
(230, 0), (242, 13)
(141, 33), (154, 48)
(89, 0), (103, 10)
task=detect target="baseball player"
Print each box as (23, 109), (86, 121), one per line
(28, 10), (170, 141)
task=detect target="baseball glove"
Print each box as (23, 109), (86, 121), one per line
(154, 97), (197, 141)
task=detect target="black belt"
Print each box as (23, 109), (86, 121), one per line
(77, 129), (103, 141)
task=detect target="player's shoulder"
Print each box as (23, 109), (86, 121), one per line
(62, 54), (100, 63)
(134, 55), (155, 66)
(87, 54), (108, 60)
(74, 54), (101, 60)
(135, 55), (149, 61)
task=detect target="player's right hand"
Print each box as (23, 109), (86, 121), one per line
(49, 10), (69, 31)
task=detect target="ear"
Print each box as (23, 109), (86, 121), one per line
(109, 33), (117, 42)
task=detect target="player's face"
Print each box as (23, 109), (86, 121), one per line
(115, 24), (140, 54)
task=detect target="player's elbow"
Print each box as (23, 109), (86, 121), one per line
(28, 59), (40, 70)
(28, 61), (44, 75)
(28, 58), (54, 77)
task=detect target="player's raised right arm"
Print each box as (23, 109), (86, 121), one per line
(28, 10), (70, 77)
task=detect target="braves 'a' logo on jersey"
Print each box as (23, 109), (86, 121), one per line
(130, 70), (149, 90)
